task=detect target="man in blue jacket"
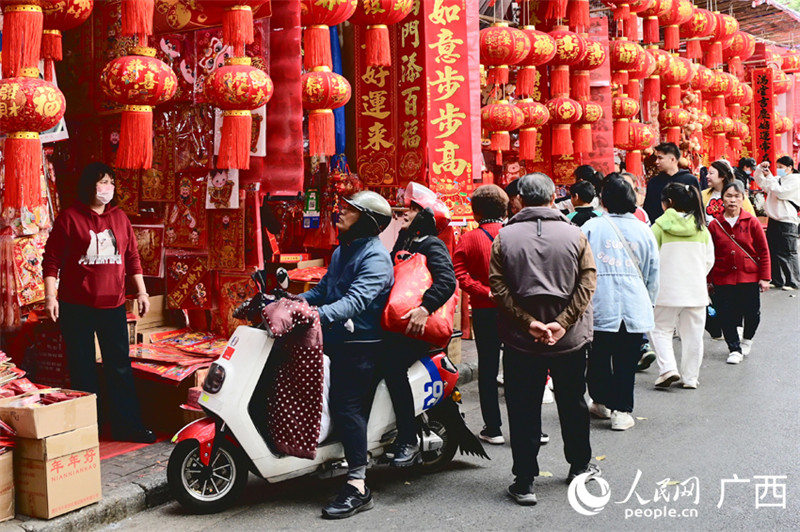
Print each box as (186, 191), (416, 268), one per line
(300, 191), (394, 520)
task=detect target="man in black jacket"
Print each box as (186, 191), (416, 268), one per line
(643, 142), (700, 221)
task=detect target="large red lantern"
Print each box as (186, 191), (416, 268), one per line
(41, 0), (93, 81)
(705, 12), (738, 68)
(623, 121), (656, 176)
(643, 47), (673, 106)
(639, 0), (673, 44)
(703, 70), (735, 116)
(549, 27), (587, 97)
(610, 38), (644, 88)
(481, 100), (525, 164)
(199, 1), (271, 57)
(480, 24), (532, 86)
(572, 39), (607, 101)
(301, 66), (351, 157)
(350, 0), (414, 67)
(205, 57), (274, 168)
(659, 107), (689, 144)
(657, 0), (693, 51)
(515, 99), (549, 161)
(612, 95), (640, 147)
(680, 8), (716, 60)
(0, 72), (65, 213)
(516, 27), (556, 97)
(1, 0), (57, 79)
(574, 101), (603, 155)
(627, 48), (655, 101)
(725, 32), (756, 79)
(661, 55), (694, 108)
(707, 116), (734, 161)
(727, 121), (749, 160)
(546, 96), (582, 156)
(301, 0), (357, 70)
(725, 81), (753, 120)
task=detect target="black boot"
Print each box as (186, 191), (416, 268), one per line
(321, 484), (374, 519)
(389, 443), (421, 468)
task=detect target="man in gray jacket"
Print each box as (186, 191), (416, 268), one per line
(489, 173), (599, 506)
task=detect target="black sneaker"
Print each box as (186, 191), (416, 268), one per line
(321, 484), (374, 519)
(479, 427), (505, 445)
(507, 480), (537, 506)
(637, 344), (656, 371)
(567, 463), (601, 484)
(539, 432), (549, 445)
(389, 443), (421, 468)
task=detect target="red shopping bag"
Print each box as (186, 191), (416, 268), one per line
(382, 253), (458, 348)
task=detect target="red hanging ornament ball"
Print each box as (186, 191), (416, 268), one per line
(610, 38), (644, 88)
(480, 23), (532, 86)
(481, 100), (525, 163)
(516, 26), (556, 97)
(546, 96), (583, 156)
(548, 27), (587, 97)
(515, 98), (549, 161)
(680, 8), (716, 60)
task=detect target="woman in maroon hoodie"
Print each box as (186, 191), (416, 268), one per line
(42, 162), (155, 443)
(707, 181), (771, 365)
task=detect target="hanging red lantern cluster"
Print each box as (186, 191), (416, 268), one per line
(703, 70), (735, 116)
(680, 8), (716, 61)
(727, 121), (749, 160)
(480, 23), (532, 86)
(643, 48), (673, 109)
(515, 98), (549, 162)
(516, 27), (556, 97)
(548, 26), (587, 97)
(300, 0), (357, 70)
(725, 32), (756, 79)
(639, 0), (672, 45)
(301, 66), (350, 157)
(661, 55), (694, 108)
(623, 121), (656, 176)
(623, 0), (656, 42)
(350, 0), (414, 67)
(545, 96), (582, 156)
(481, 100), (525, 164)
(657, 0), (693, 52)
(41, 0), (94, 82)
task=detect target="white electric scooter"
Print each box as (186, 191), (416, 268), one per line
(167, 270), (488, 514)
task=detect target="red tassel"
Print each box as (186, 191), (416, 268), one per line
(663, 26), (679, 51)
(41, 29), (62, 61)
(711, 134), (725, 161)
(643, 17), (659, 44)
(517, 67), (537, 97)
(727, 104), (740, 120)
(572, 71), (590, 101)
(729, 136), (742, 155)
(218, 110), (253, 169)
(223, 5), (254, 58)
(308, 109), (335, 157)
(614, 119), (630, 148)
(644, 76), (660, 104)
(568, 0), (590, 32)
(518, 127), (538, 161)
(551, 124), (573, 155)
(0, 234), (22, 329)
(627, 80), (641, 101)
(626, 150), (643, 176)
(613, 4), (630, 20)
(665, 85), (680, 108)
(612, 70), (629, 88)
(487, 66), (510, 86)
(495, 150), (503, 166)
(1, 4), (44, 79)
(545, 0), (568, 20)
(665, 126), (680, 144)
(551, 65), (569, 98)
(490, 131), (510, 152)
(705, 42), (722, 69)
(574, 124), (592, 153)
(304, 25), (332, 70)
(116, 106), (154, 170)
(686, 40), (702, 60)
(121, 0), (154, 45)
(625, 14), (639, 41)
(4, 132), (43, 211)
(366, 25), (391, 67)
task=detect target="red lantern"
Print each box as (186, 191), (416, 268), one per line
(725, 32), (755, 79)
(549, 27), (587, 97)
(204, 57), (274, 168)
(626, 47), (655, 101)
(515, 98), (549, 161)
(643, 47), (673, 106)
(657, 0), (693, 51)
(1, 0), (57, 79)
(639, 0), (673, 44)
(774, 70), (792, 96)
(704, 12), (738, 68)
(782, 51), (800, 74)
(571, 39), (607, 101)
(623, 121), (656, 176)
(100, 47), (178, 169)
(41, 0), (93, 82)
(612, 95), (640, 147)
(546, 97), (582, 156)
(481, 100), (525, 164)
(0, 71), (65, 213)
(727, 121), (749, 159)
(480, 24), (532, 86)
(725, 81), (752, 120)
(301, 67), (350, 157)
(516, 27), (556, 97)
(301, 0), (357, 70)
(623, 0), (656, 41)
(350, 0), (414, 67)
(703, 70), (735, 116)
(574, 101), (603, 154)
(659, 107), (689, 144)
(707, 116), (734, 160)
(610, 38), (644, 88)
(661, 55), (694, 108)
(774, 113), (792, 137)
(680, 8), (716, 60)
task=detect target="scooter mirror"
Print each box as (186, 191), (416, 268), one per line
(276, 268), (289, 290)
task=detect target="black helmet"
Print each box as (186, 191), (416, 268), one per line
(343, 191), (392, 234)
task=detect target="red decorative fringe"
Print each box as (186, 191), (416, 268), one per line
(614, 119), (630, 148)
(121, 0), (154, 43)
(626, 150), (643, 176)
(625, 14), (639, 41)
(686, 40), (702, 60)
(218, 112), (253, 169)
(550, 65), (569, 97)
(663, 26), (679, 51)
(705, 41), (722, 69)
(519, 127), (538, 161)
(729, 136), (742, 158)
(223, 6), (254, 58)
(308, 109), (335, 157)
(665, 126), (680, 144)
(517, 67), (537, 97)
(366, 25), (391, 67)
(627, 80), (641, 101)
(612, 70), (629, 88)
(304, 25), (332, 70)
(41, 31), (62, 61)
(3, 135), (42, 211)
(551, 124), (573, 155)
(1, 6), (43, 78)
(568, 0), (590, 32)
(613, 4), (630, 20)
(643, 76), (660, 104)
(487, 66), (510, 86)
(665, 85), (681, 108)
(643, 17), (659, 44)
(545, 0), (568, 20)
(116, 108), (154, 170)
(573, 124), (592, 153)
(572, 71), (590, 101)
(490, 131), (510, 152)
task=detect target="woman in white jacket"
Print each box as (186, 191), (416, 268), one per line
(650, 183), (715, 389)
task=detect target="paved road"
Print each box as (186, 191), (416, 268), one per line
(102, 289), (799, 531)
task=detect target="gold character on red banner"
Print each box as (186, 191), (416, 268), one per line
(400, 52), (423, 83)
(430, 65), (464, 101)
(401, 20), (420, 47)
(432, 102), (465, 138)
(401, 120), (421, 149)
(433, 141), (469, 176)
(429, 29), (463, 64)
(362, 90), (390, 118)
(401, 86), (420, 116)
(361, 65), (389, 87)
(364, 122), (393, 150)
(428, 0), (460, 24)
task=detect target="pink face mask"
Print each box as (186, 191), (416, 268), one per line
(96, 184), (115, 204)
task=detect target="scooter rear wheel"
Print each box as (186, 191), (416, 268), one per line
(168, 439), (248, 513)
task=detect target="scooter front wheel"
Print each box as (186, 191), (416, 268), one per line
(167, 439), (248, 513)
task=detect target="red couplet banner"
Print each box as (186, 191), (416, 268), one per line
(752, 68), (776, 170)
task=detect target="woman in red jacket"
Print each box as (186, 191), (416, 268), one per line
(707, 181), (771, 365)
(42, 162), (155, 443)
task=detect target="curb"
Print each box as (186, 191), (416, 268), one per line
(456, 359), (478, 387)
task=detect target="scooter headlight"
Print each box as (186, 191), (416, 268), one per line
(203, 363), (226, 394)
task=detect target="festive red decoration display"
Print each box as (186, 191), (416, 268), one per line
(546, 96), (582, 156)
(727, 121), (749, 160)
(350, 0), (414, 67)
(610, 38), (644, 88)
(572, 39), (607, 101)
(516, 26), (556, 97)
(612, 95), (640, 148)
(705, 12), (738, 68)
(548, 27), (587, 97)
(657, 0), (693, 51)
(703, 70), (735, 116)
(626, 47), (655, 101)
(725, 31), (755, 79)
(623, 121), (656, 175)
(41, 0), (93, 81)
(725, 81), (753, 120)
(574, 101), (603, 154)
(0, 71), (66, 212)
(661, 55), (693, 108)
(480, 24), (532, 86)
(300, 0), (357, 70)
(707, 115), (734, 161)
(301, 66), (350, 157)
(515, 98), (549, 161)
(639, 0), (672, 44)
(481, 100), (525, 164)
(659, 107), (689, 143)
(1, 0), (56, 79)
(680, 8), (716, 60)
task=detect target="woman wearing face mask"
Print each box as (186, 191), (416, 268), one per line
(42, 162), (155, 443)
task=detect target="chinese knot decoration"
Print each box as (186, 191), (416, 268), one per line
(300, 0), (357, 70)
(516, 26), (556, 97)
(0, 70), (66, 213)
(350, 0), (414, 67)
(205, 57), (274, 168)
(480, 23), (532, 87)
(301, 66), (351, 157)
(481, 100), (524, 165)
(41, 0), (94, 82)
(1, 0), (57, 79)
(515, 98), (549, 162)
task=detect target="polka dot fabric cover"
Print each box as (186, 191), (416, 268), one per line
(262, 296), (324, 459)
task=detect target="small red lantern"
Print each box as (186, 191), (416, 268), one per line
(625, 47), (655, 101)
(680, 8), (716, 60)
(574, 101), (603, 154)
(480, 24), (532, 86)
(516, 27), (556, 97)
(782, 51), (800, 74)
(350, 0), (414, 67)
(644, 47), (673, 106)
(0, 71), (65, 213)
(549, 27), (587, 97)
(704, 12), (738, 68)
(727, 121), (749, 159)
(301, 0), (357, 70)
(657, 0), (694, 51)
(724, 32), (756, 79)
(612, 95), (640, 147)
(661, 55), (694, 108)
(774, 70), (792, 96)
(1, 0), (57, 78)
(702, 70), (735, 116)
(301, 66), (350, 157)
(515, 98), (550, 161)
(100, 47), (178, 169)
(639, 0), (673, 44)
(41, 0), (93, 81)
(690, 65), (715, 92)
(610, 38), (644, 88)
(774, 113), (792, 137)
(725, 81), (752, 119)
(481, 100), (525, 164)
(707, 116), (734, 160)
(659, 107), (689, 144)
(546, 96), (583, 156)
(571, 39), (607, 101)
(623, 121), (656, 176)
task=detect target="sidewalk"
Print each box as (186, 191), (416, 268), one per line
(1, 340), (480, 532)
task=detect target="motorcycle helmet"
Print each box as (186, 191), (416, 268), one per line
(403, 182), (452, 233)
(342, 190), (392, 234)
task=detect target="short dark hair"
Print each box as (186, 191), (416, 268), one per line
(710, 160), (734, 185)
(504, 178), (520, 198)
(471, 185), (508, 219)
(570, 180), (595, 203)
(575, 164), (603, 190)
(738, 157), (756, 170)
(777, 155), (794, 170)
(601, 177), (637, 214)
(654, 142), (680, 159)
(77, 162), (115, 205)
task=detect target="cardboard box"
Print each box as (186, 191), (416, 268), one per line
(0, 393), (97, 439)
(137, 326), (183, 345)
(125, 295), (167, 329)
(14, 427), (101, 519)
(0, 451), (13, 523)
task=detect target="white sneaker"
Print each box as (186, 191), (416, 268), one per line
(542, 386), (554, 404)
(655, 370), (681, 387)
(741, 339), (753, 356)
(610, 411), (635, 431)
(727, 351), (744, 364)
(588, 402), (611, 419)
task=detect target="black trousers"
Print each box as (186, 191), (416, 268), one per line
(504, 345), (591, 483)
(472, 308), (502, 432)
(714, 283), (761, 353)
(587, 323), (643, 413)
(327, 341), (378, 479)
(767, 218), (800, 288)
(59, 301), (145, 434)
(381, 334), (428, 446)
